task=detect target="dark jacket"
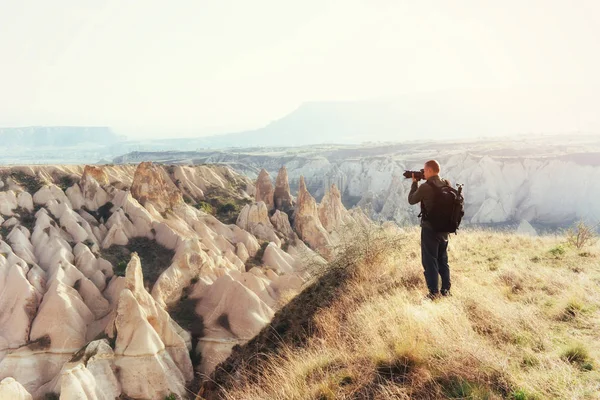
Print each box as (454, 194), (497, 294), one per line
(408, 175), (450, 236)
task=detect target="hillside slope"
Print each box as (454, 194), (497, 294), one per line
(201, 227), (600, 399)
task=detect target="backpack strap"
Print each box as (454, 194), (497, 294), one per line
(421, 180), (437, 219)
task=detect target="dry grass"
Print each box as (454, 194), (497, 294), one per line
(204, 227), (600, 400)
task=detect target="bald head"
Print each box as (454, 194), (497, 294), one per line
(425, 160), (440, 173)
(423, 160), (441, 180)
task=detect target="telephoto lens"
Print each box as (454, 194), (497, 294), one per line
(403, 169), (425, 181)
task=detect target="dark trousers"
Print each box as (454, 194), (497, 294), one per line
(421, 226), (451, 294)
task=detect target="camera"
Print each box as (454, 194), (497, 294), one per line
(403, 169), (425, 181)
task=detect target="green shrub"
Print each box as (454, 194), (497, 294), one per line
(101, 237), (175, 290)
(561, 298), (586, 321)
(521, 354), (539, 368)
(115, 260), (128, 276)
(441, 377), (492, 399)
(8, 171), (44, 193)
(19, 209), (36, 232)
(218, 202), (238, 214)
(244, 242), (270, 271)
(57, 175), (77, 191)
(0, 226), (10, 238)
(511, 389), (537, 400)
(561, 343), (593, 370)
(195, 201), (214, 214)
(549, 245), (566, 258)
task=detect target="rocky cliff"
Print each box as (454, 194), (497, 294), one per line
(114, 135), (600, 230)
(0, 162), (353, 399)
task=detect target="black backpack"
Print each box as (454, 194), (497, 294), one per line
(423, 181), (465, 233)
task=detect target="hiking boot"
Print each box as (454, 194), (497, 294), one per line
(425, 292), (441, 301)
(441, 289), (451, 297)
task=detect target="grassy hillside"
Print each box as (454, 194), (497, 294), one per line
(200, 227), (600, 400)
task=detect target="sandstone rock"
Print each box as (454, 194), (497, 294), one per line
(151, 239), (216, 307)
(347, 207), (373, 229)
(35, 339), (120, 400)
(285, 238), (327, 269)
(57, 203), (95, 244)
(111, 190), (155, 237)
(73, 244), (111, 291)
(0, 163), (310, 398)
(270, 210), (294, 238)
(517, 220), (537, 236)
(0, 351), (71, 395)
(0, 260), (96, 394)
(0, 377), (32, 400)
(228, 269), (279, 307)
(131, 162), (183, 215)
(111, 254), (193, 399)
(193, 273), (275, 373)
(0, 262), (38, 349)
(7, 226), (37, 266)
(231, 226), (261, 257)
(255, 169), (275, 210)
(318, 184), (351, 233)
(82, 165), (110, 186)
(30, 279), (94, 352)
(237, 202), (281, 246)
(262, 242), (295, 274)
(274, 166), (294, 212)
(293, 177), (332, 259)
(0, 191), (18, 216)
(17, 192), (34, 213)
(33, 184), (72, 208)
(69, 165), (111, 212)
(31, 220), (75, 272)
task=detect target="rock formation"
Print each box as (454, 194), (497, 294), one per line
(0, 163), (310, 399)
(318, 184), (352, 233)
(274, 166), (294, 212)
(68, 165), (111, 212)
(516, 220), (538, 236)
(109, 254), (193, 399)
(270, 210), (295, 239)
(293, 177), (332, 259)
(130, 161), (183, 214)
(236, 202), (281, 246)
(255, 169), (275, 211)
(119, 136), (600, 229)
(0, 377), (31, 400)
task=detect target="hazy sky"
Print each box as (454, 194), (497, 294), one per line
(2, 0), (599, 139)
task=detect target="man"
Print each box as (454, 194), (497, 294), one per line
(407, 160), (451, 299)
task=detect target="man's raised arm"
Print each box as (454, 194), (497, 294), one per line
(408, 179), (425, 205)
